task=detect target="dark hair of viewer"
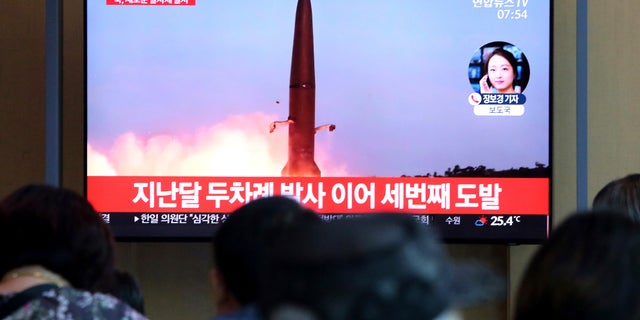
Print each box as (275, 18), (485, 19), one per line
(0, 184), (115, 292)
(109, 270), (146, 314)
(592, 173), (640, 222)
(262, 214), (506, 320)
(212, 196), (320, 305)
(515, 211), (640, 320)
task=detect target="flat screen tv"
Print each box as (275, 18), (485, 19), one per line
(86, 0), (551, 242)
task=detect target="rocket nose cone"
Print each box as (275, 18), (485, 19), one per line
(294, 0), (313, 28)
(296, 0), (312, 12)
(291, 0), (315, 86)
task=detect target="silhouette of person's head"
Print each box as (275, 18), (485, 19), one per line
(109, 270), (145, 314)
(0, 185), (146, 320)
(261, 214), (505, 320)
(0, 183), (115, 292)
(210, 196), (320, 316)
(515, 210), (640, 320)
(592, 173), (640, 222)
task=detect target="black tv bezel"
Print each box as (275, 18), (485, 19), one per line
(82, 0), (553, 245)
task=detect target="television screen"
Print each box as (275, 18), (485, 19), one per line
(86, 0), (551, 242)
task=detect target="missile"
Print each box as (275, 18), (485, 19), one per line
(281, 0), (321, 177)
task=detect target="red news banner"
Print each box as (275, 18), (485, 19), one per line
(87, 177), (548, 215)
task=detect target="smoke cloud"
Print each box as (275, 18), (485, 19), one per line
(87, 112), (347, 177)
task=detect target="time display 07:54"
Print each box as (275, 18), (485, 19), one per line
(497, 9), (527, 19)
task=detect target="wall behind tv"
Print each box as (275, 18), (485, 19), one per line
(3, 1), (639, 319)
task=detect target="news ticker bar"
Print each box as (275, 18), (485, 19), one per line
(102, 212), (548, 242)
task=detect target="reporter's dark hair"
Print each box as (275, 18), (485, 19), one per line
(0, 184), (115, 292)
(483, 48), (518, 81)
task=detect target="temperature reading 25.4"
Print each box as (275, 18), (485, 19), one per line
(490, 215), (521, 226)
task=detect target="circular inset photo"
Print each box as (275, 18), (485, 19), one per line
(468, 41), (530, 94)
